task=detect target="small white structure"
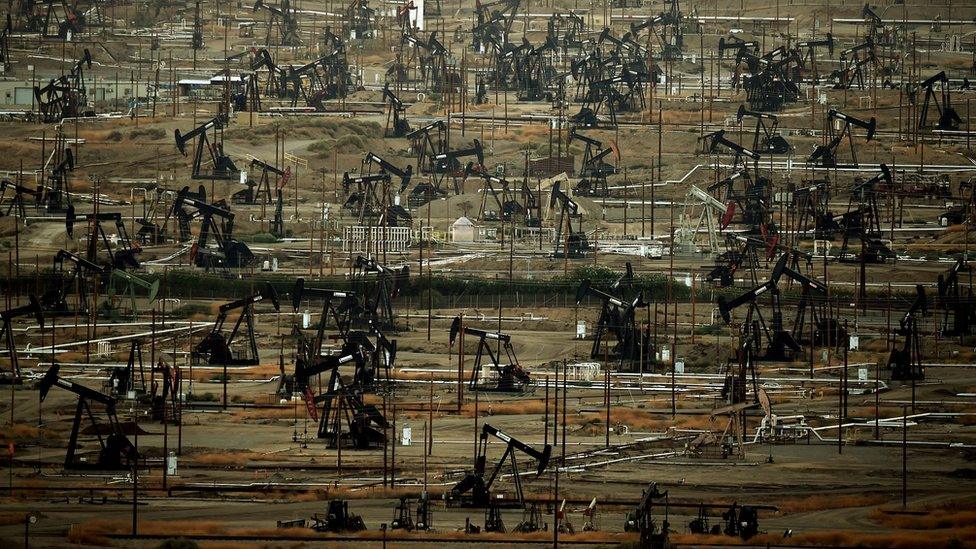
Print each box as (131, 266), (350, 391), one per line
(342, 225), (411, 254)
(450, 216), (477, 243)
(564, 362), (601, 381)
(166, 452), (178, 476)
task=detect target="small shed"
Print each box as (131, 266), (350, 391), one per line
(450, 216), (476, 243)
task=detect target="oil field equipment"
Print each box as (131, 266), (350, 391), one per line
(448, 423), (551, 508)
(38, 364), (140, 471)
(194, 283), (280, 366)
(450, 315), (531, 392)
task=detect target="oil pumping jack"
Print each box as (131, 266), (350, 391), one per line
(831, 38), (877, 90)
(383, 82), (411, 137)
(703, 129), (761, 173)
(352, 255), (408, 331)
(447, 423), (551, 508)
(794, 33), (833, 83)
(550, 181), (590, 259)
(0, 296), (43, 383)
(411, 139), (485, 205)
(39, 131), (74, 213)
(194, 283), (280, 366)
(888, 285), (926, 381)
(0, 178), (38, 217)
(343, 152), (413, 226)
(253, 0), (301, 46)
(33, 48), (94, 123)
(782, 259), (846, 349)
(347, 0), (376, 39)
(464, 163), (523, 222)
(173, 185), (255, 270)
(937, 258), (974, 338)
(105, 269), (160, 320)
(68, 211), (141, 270)
(702, 132), (773, 236)
(735, 46), (801, 111)
(704, 233), (763, 288)
(406, 120), (448, 175)
(166, 184), (206, 243)
(292, 277), (359, 362)
(296, 348), (390, 449)
(736, 105), (791, 155)
(576, 270), (649, 369)
(449, 315), (531, 392)
(148, 357), (181, 424)
(569, 128), (616, 197)
(808, 109), (876, 168)
(105, 340), (148, 399)
(174, 117), (240, 181)
(718, 253), (804, 361)
(38, 364), (140, 471)
(234, 158), (290, 205)
(718, 36), (758, 89)
(916, 71), (962, 131)
(41, 249), (104, 316)
(836, 165), (894, 264)
(624, 483), (671, 549)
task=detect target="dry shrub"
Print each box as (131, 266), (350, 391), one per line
(777, 493), (890, 514)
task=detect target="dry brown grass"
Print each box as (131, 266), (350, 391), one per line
(0, 512), (26, 526)
(459, 399), (547, 417)
(0, 423), (60, 444)
(952, 409), (976, 426)
(228, 407), (300, 420)
(777, 494), (891, 514)
(67, 515), (632, 546)
(191, 451), (267, 466)
(69, 518), (230, 545)
(750, 528), (976, 548)
(393, 369), (457, 381)
(871, 506), (976, 530)
(568, 409), (719, 433)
